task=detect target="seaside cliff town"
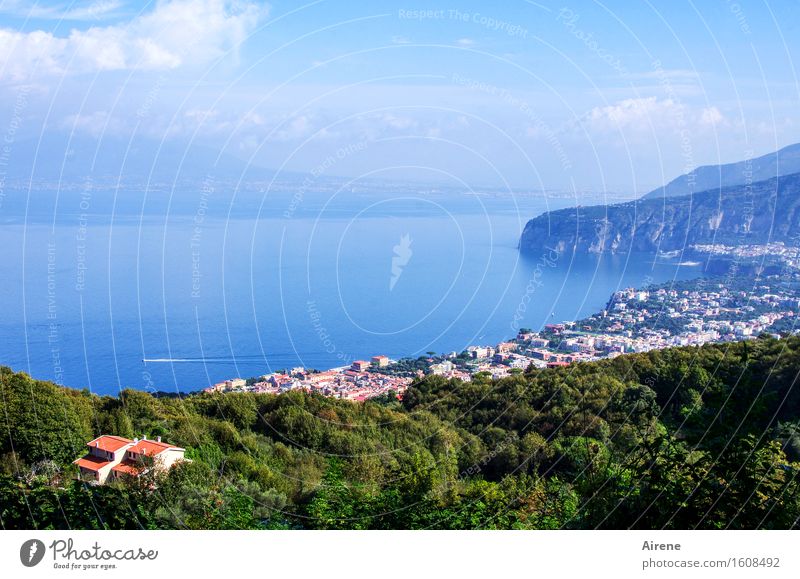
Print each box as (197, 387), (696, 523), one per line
(206, 270), (800, 401)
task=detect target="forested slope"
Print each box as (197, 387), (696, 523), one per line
(2, 336), (800, 529)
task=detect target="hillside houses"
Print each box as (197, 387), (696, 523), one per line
(73, 435), (187, 484)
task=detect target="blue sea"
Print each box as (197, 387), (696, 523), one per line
(0, 185), (701, 395)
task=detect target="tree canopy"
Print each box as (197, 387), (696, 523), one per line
(2, 335), (800, 529)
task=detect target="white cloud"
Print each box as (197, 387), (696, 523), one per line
(456, 38), (475, 47)
(0, 0), (266, 80)
(583, 97), (729, 133)
(578, 97), (736, 151)
(241, 111), (265, 126)
(273, 114), (320, 141)
(585, 97), (682, 131)
(699, 106), (725, 127)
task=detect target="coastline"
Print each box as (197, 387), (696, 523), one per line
(206, 268), (800, 400)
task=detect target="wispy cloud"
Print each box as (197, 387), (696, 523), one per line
(0, 0), (127, 21)
(626, 68), (700, 82)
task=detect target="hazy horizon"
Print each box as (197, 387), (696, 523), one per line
(1, 1), (798, 194)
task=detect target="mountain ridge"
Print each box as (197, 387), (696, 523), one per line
(643, 142), (800, 199)
(519, 171), (800, 255)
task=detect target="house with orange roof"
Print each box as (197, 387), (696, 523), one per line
(73, 435), (134, 484)
(73, 435), (186, 484)
(350, 360), (371, 372)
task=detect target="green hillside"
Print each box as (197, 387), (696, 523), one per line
(2, 335), (800, 529)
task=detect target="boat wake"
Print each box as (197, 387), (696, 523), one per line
(142, 356), (265, 364)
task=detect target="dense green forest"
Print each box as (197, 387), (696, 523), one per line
(2, 335), (800, 529)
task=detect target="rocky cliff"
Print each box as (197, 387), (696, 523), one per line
(519, 172), (800, 255)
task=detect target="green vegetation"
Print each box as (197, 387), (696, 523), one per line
(2, 335), (800, 529)
(369, 355), (431, 377)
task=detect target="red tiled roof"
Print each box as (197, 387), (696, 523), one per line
(128, 439), (180, 456)
(111, 461), (141, 476)
(73, 455), (111, 471)
(87, 435), (133, 452)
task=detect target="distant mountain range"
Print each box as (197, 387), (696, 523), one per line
(519, 170), (800, 255)
(0, 133), (292, 183)
(643, 143), (800, 199)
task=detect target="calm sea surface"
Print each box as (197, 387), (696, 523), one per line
(0, 188), (701, 394)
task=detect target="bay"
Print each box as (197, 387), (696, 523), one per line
(0, 188), (700, 394)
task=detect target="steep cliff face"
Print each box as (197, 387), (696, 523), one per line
(519, 172), (800, 255)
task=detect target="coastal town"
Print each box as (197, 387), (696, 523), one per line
(691, 242), (800, 271)
(206, 273), (800, 400)
(205, 355), (414, 401)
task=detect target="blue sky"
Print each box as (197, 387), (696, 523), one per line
(1, 0), (798, 192)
